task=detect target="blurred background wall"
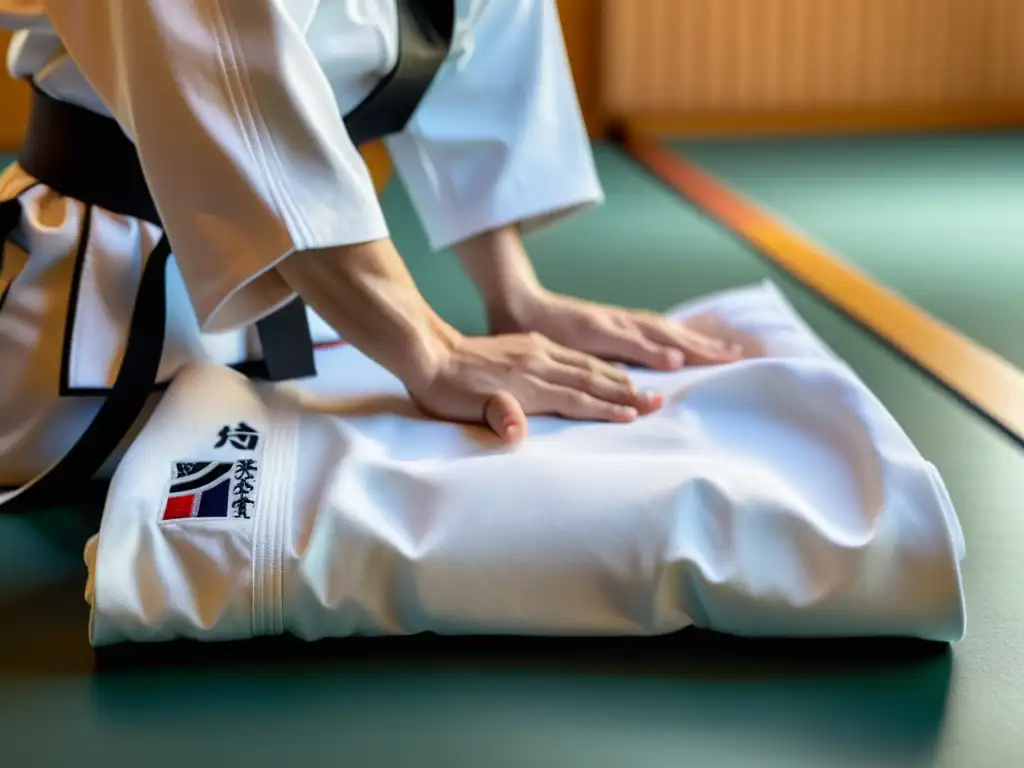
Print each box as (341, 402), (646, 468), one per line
(601, 0), (1024, 135)
(2, 2), (1023, 156)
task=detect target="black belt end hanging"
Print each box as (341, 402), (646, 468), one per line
(255, 299), (316, 381)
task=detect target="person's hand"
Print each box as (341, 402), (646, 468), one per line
(406, 330), (663, 444)
(449, 225), (743, 372)
(276, 236), (661, 445)
(493, 291), (744, 371)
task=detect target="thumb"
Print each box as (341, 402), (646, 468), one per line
(484, 390), (528, 443)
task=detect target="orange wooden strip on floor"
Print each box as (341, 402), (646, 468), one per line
(617, 130), (1024, 445)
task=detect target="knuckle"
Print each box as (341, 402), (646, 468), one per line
(566, 390), (594, 409)
(526, 331), (547, 348)
(568, 372), (593, 389)
(580, 372), (609, 395)
(610, 366), (632, 385)
(607, 365), (632, 383)
(613, 380), (636, 398)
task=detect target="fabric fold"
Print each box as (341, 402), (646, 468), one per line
(85, 282), (967, 647)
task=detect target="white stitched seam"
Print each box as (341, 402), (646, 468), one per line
(211, 0), (313, 248)
(271, 406), (297, 634)
(207, 8), (274, 217)
(217, 0), (316, 248)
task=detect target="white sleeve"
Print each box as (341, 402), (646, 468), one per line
(40, 0), (389, 333)
(384, 0), (605, 252)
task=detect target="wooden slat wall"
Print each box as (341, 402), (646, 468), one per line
(604, 0), (1024, 115)
(557, 0), (607, 135)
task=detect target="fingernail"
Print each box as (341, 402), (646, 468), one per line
(665, 349), (684, 368)
(642, 389), (661, 403)
(503, 418), (521, 439)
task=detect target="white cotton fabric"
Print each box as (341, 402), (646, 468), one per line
(83, 282), (968, 647)
(0, 0), (602, 333)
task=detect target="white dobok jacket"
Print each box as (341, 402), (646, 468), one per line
(84, 283), (967, 646)
(0, 0), (603, 486)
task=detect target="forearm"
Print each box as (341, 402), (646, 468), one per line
(450, 225), (547, 327)
(277, 239), (457, 389)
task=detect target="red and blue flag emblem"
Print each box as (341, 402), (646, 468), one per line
(161, 460), (259, 522)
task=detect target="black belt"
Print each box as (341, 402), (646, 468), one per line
(0, 0), (454, 513)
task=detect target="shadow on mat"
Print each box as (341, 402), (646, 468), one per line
(2, 582), (953, 764)
(85, 634), (954, 765)
(94, 627), (948, 677)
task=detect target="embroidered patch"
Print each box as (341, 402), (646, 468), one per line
(160, 459), (259, 523)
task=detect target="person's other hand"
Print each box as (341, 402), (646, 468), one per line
(494, 292), (744, 371)
(406, 331), (663, 444)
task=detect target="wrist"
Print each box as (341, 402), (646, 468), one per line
(485, 280), (550, 333)
(450, 224), (549, 331)
(399, 309), (463, 392)
(278, 239), (460, 389)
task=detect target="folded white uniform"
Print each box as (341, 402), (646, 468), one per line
(84, 282), (967, 647)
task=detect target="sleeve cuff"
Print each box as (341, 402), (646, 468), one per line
(191, 206), (390, 334)
(386, 136), (606, 252)
(429, 177), (605, 253)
